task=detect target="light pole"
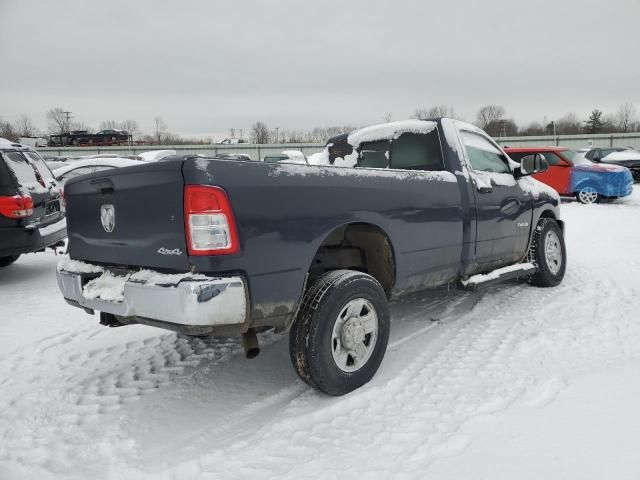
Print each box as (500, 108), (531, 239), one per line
(275, 127), (279, 144)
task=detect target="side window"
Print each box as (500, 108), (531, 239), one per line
(358, 140), (390, 168)
(539, 152), (565, 166)
(390, 131), (445, 171)
(509, 151), (564, 166)
(460, 131), (510, 174)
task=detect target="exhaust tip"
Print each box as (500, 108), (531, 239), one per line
(245, 346), (260, 359)
(242, 329), (260, 359)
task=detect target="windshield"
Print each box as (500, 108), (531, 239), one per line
(563, 149), (592, 166)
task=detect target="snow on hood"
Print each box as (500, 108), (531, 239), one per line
(347, 120), (437, 149)
(575, 163), (627, 173)
(603, 151), (640, 162)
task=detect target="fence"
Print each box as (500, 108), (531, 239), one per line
(37, 143), (325, 160)
(35, 132), (640, 159)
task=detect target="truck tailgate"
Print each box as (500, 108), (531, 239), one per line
(64, 160), (190, 271)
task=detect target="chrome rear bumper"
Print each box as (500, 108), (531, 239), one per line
(56, 258), (247, 327)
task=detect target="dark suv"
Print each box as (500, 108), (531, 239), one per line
(0, 139), (66, 267)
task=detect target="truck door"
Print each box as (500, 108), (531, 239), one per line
(458, 130), (532, 269)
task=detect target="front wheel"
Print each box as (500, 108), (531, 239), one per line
(528, 218), (566, 287)
(0, 255), (20, 267)
(289, 270), (390, 396)
(576, 186), (600, 204)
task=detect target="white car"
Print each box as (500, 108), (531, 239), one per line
(137, 150), (177, 162)
(263, 150), (307, 165)
(54, 158), (144, 185)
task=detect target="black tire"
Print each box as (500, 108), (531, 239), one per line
(289, 270), (390, 396)
(528, 218), (566, 287)
(0, 255), (20, 267)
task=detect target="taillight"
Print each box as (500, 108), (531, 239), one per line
(0, 195), (34, 219)
(184, 185), (239, 255)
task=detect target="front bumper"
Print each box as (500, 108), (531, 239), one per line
(56, 259), (248, 328)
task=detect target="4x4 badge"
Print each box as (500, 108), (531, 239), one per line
(100, 204), (115, 232)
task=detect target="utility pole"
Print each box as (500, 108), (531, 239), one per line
(275, 126), (279, 144)
(63, 111), (72, 132)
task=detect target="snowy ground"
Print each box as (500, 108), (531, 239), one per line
(2, 190), (640, 480)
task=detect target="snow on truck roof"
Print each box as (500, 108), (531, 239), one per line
(347, 120), (437, 149)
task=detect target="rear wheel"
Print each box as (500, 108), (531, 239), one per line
(528, 218), (566, 287)
(0, 255), (20, 267)
(576, 186), (600, 204)
(289, 270), (390, 396)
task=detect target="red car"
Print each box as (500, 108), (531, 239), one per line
(505, 146), (633, 204)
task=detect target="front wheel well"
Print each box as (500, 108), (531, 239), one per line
(307, 223), (395, 296)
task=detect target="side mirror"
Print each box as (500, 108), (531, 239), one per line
(517, 153), (549, 177)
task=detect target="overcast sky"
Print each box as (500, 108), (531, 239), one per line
(1, 0), (639, 139)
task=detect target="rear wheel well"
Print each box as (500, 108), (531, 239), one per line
(307, 223), (395, 296)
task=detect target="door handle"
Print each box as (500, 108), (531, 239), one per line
(478, 186), (493, 194)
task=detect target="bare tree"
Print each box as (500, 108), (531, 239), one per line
(120, 119), (139, 137)
(476, 105), (505, 129)
(251, 121), (270, 144)
(413, 105), (456, 120)
(383, 112), (393, 123)
(47, 107), (69, 134)
(99, 120), (119, 130)
(0, 120), (19, 141)
(520, 122), (546, 136)
(554, 112), (582, 135)
(154, 116), (167, 143)
(615, 102), (636, 133)
(14, 114), (39, 137)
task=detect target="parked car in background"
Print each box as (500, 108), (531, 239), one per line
(53, 158), (145, 186)
(584, 147), (640, 182)
(263, 150), (307, 164)
(505, 146), (633, 204)
(137, 150), (177, 162)
(17, 137), (49, 148)
(49, 129), (131, 147)
(0, 138), (66, 267)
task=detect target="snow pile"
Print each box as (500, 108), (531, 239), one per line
(129, 269), (211, 285)
(461, 262), (535, 287)
(82, 270), (129, 302)
(307, 148), (331, 166)
(271, 163), (456, 182)
(517, 176), (560, 201)
(471, 171), (517, 190)
(347, 120), (437, 149)
(57, 255), (104, 274)
(333, 150), (359, 167)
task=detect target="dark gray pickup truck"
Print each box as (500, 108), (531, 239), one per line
(57, 118), (566, 395)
